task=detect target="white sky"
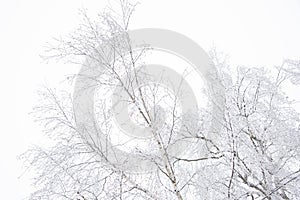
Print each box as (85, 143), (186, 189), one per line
(1, 0), (300, 199)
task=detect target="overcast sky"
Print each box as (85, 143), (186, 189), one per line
(1, 0), (300, 199)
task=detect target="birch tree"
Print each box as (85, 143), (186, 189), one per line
(21, 1), (300, 199)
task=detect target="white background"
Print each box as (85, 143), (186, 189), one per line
(1, 0), (300, 199)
